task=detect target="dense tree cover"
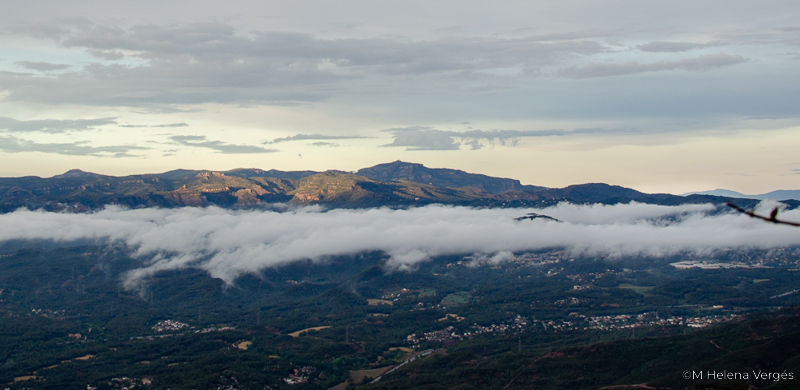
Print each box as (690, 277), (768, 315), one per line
(2, 245), (800, 389)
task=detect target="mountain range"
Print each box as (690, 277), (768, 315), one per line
(683, 188), (800, 201)
(4, 161), (800, 389)
(1, 161), (792, 212)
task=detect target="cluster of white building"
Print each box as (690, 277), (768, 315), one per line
(151, 319), (189, 332)
(534, 312), (740, 331)
(406, 315), (529, 345)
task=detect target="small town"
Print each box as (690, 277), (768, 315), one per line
(151, 319), (189, 332)
(538, 312), (742, 332)
(129, 322), (234, 340)
(86, 376), (152, 390)
(282, 366), (314, 385)
(452, 251), (570, 270)
(670, 261), (770, 270)
(406, 315), (530, 345)
(406, 312), (742, 346)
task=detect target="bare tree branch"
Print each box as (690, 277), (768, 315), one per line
(727, 202), (800, 227)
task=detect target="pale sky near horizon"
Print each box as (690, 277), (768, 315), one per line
(1, 1), (799, 195)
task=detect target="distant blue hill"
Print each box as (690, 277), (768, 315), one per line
(682, 189), (800, 201)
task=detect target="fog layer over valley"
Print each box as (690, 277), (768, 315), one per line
(0, 202), (797, 286)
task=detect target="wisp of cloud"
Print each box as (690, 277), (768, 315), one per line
(0, 202), (798, 287)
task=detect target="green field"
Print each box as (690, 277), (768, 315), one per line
(418, 288), (436, 297)
(618, 283), (655, 296)
(441, 292), (471, 306)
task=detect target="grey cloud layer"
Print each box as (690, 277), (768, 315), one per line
(382, 127), (461, 150)
(1, 6), (796, 134)
(558, 54), (748, 78)
(15, 61), (71, 71)
(1, 203), (798, 287)
(170, 135), (278, 154)
(0, 116), (269, 156)
(0, 135), (146, 157)
(267, 134), (369, 144)
(382, 126), (635, 150)
(0, 116), (117, 133)
(120, 123), (188, 128)
(636, 41), (726, 53)
(0, 20), (712, 107)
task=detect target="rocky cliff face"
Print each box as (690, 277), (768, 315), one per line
(356, 161), (545, 194)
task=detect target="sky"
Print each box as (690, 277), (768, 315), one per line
(1, 0), (799, 194)
(1, 202), (798, 286)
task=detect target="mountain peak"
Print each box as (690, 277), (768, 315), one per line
(683, 188), (800, 201)
(357, 161), (545, 194)
(362, 160), (427, 172)
(51, 169), (101, 179)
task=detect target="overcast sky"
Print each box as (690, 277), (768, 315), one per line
(1, 0), (799, 194)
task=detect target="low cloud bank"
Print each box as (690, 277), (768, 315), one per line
(0, 202), (798, 287)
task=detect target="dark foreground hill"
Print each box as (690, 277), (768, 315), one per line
(0, 161), (784, 212)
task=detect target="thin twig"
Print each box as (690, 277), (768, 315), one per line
(726, 202), (800, 227)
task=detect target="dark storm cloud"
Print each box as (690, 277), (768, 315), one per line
(169, 135), (278, 154)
